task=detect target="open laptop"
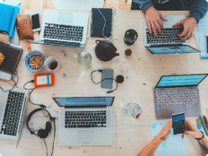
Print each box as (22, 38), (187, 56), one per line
(143, 15), (200, 54)
(35, 10), (89, 47)
(53, 96), (115, 146)
(154, 74), (208, 119)
(0, 87), (29, 141)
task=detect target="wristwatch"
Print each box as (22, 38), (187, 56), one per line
(195, 131), (204, 140)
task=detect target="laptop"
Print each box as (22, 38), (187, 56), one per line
(143, 15), (200, 54)
(53, 96), (115, 146)
(36, 10), (89, 47)
(154, 74), (208, 119)
(0, 87), (29, 141)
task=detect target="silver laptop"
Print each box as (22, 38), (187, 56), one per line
(38, 10), (89, 47)
(143, 15), (200, 54)
(0, 87), (29, 141)
(53, 96), (114, 146)
(154, 74), (207, 119)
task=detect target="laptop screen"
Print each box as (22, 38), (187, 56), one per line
(53, 97), (114, 107)
(147, 45), (199, 54)
(156, 74), (207, 87)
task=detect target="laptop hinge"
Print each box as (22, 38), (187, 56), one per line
(155, 85), (197, 88)
(150, 44), (183, 47)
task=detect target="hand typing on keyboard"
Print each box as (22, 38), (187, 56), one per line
(145, 6), (168, 37)
(173, 17), (197, 41)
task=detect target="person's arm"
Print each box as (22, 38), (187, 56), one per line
(173, 0), (208, 40)
(133, 0), (154, 13)
(137, 120), (172, 156)
(189, 0), (208, 23)
(183, 119), (208, 153)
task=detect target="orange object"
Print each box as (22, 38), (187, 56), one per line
(34, 73), (55, 87)
(26, 40), (32, 52)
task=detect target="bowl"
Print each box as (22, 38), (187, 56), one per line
(24, 50), (45, 73)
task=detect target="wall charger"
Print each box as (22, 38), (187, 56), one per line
(34, 73), (55, 87)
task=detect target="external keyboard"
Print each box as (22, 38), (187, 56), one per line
(43, 23), (83, 42)
(65, 110), (107, 128)
(155, 88), (199, 106)
(146, 27), (185, 44)
(0, 91), (25, 136)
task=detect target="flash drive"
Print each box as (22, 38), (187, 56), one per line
(34, 73), (55, 87)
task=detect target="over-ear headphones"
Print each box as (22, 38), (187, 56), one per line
(26, 108), (54, 139)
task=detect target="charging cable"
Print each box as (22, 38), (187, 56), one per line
(23, 80), (46, 108)
(0, 71), (19, 92)
(91, 70), (118, 94)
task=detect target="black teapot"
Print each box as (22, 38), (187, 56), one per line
(95, 40), (119, 62)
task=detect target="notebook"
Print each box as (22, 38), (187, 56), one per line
(91, 8), (113, 38)
(0, 3), (20, 37)
(53, 96), (114, 146)
(154, 74), (207, 119)
(0, 43), (23, 79)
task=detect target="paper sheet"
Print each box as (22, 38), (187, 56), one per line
(195, 16), (208, 59)
(151, 120), (187, 156)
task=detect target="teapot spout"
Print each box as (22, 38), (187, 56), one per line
(115, 53), (119, 56)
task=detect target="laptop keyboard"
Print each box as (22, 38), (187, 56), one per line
(146, 27), (185, 44)
(0, 91), (25, 136)
(65, 110), (107, 128)
(43, 23), (83, 42)
(155, 88), (199, 106)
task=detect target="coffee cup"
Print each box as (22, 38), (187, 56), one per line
(44, 56), (60, 72)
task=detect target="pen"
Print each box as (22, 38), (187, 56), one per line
(203, 115), (208, 130)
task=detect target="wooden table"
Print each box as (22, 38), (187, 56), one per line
(0, 10), (207, 156)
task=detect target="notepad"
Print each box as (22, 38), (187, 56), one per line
(91, 8), (113, 38)
(0, 3), (20, 37)
(151, 120), (187, 156)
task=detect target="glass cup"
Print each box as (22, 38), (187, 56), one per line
(77, 51), (92, 70)
(124, 29), (138, 45)
(125, 103), (143, 119)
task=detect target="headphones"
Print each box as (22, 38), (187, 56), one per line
(26, 108), (55, 139)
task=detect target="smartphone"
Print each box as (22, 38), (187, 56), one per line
(172, 112), (185, 135)
(101, 69), (113, 89)
(31, 13), (41, 32)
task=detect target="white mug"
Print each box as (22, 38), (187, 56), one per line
(44, 56), (61, 72)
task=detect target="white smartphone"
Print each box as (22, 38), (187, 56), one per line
(31, 13), (41, 32)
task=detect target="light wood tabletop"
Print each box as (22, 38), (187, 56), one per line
(0, 9), (208, 156)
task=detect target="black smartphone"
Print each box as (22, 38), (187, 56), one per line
(31, 13), (41, 32)
(101, 69), (113, 89)
(172, 112), (185, 135)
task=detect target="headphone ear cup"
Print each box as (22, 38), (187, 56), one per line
(38, 129), (48, 139)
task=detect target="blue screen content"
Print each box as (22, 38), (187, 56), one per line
(157, 74), (207, 87)
(148, 46), (199, 54)
(172, 113), (185, 122)
(54, 97), (113, 107)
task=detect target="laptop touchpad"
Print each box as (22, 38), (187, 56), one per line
(58, 12), (73, 24)
(77, 131), (93, 144)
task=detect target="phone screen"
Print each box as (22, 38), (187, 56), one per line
(31, 14), (40, 30)
(172, 112), (185, 135)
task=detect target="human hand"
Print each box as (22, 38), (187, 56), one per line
(145, 6), (167, 36)
(182, 119), (202, 139)
(157, 119), (172, 141)
(173, 17), (197, 41)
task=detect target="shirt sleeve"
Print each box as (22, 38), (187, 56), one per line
(198, 140), (208, 154)
(133, 0), (154, 13)
(189, 0), (208, 22)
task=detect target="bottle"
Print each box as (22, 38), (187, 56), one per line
(77, 51), (92, 70)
